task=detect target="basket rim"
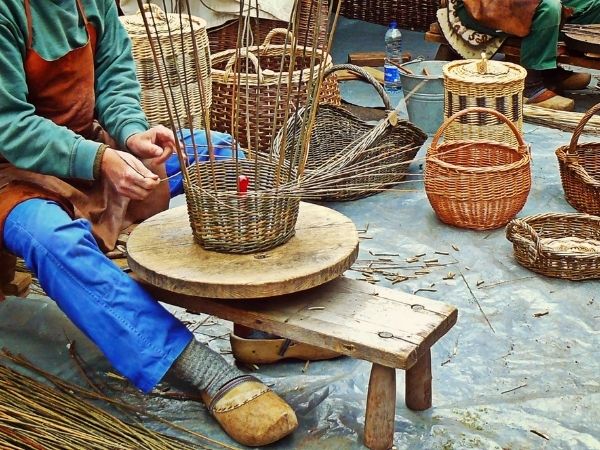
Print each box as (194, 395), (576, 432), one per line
(443, 59), (527, 84)
(427, 140), (530, 174)
(556, 142), (600, 188)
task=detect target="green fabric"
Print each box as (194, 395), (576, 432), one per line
(456, 0), (600, 69)
(0, 0), (148, 180)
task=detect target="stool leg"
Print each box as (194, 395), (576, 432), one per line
(405, 349), (432, 411)
(364, 363), (396, 450)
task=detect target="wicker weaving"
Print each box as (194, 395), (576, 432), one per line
(120, 3), (212, 129)
(210, 28), (340, 154)
(556, 102), (600, 216)
(506, 212), (600, 280)
(337, 0), (438, 31)
(425, 107), (531, 230)
(207, 0), (330, 54)
(273, 64), (427, 201)
(443, 56), (527, 147)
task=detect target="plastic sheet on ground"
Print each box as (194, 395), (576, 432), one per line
(1, 121), (599, 450)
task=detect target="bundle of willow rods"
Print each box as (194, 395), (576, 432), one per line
(524, 105), (600, 136)
(0, 349), (238, 450)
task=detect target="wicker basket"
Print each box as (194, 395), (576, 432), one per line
(443, 57), (527, 147)
(210, 28), (340, 153)
(273, 64), (427, 201)
(506, 212), (600, 280)
(207, 0), (330, 54)
(183, 157), (299, 253)
(556, 102), (600, 215)
(336, 0), (438, 31)
(424, 107), (531, 230)
(120, 4), (211, 129)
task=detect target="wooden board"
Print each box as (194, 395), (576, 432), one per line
(127, 202), (359, 299)
(1, 272), (32, 297)
(138, 276), (458, 370)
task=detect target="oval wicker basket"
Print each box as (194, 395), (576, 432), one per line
(424, 107), (531, 230)
(506, 212), (600, 280)
(556, 102), (600, 215)
(210, 28), (340, 154)
(207, 0), (330, 54)
(443, 57), (527, 147)
(273, 63), (427, 201)
(120, 3), (211, 129)
(183, 157), (300, 254)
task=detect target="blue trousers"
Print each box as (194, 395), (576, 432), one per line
(3, 130), (242, 393)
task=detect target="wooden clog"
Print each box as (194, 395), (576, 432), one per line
(201, 375), (298, 447)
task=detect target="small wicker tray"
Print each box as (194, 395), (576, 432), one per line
(506, 212), (600, 280)
(556, 102), (600, 215)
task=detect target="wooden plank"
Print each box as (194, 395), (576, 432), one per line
(127, 202), (359, 299)
(347, 51), (411, 68)
(336, 66), (385, 84)
(141, 276), (458, 370)
(1, 272), (32, 297)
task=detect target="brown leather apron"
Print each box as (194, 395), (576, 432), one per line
(0, 0), (169, 257)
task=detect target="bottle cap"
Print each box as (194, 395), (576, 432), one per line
(389, 21), (397, 29)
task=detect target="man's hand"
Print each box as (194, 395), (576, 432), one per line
(125, 125), (177, 164)
(100, 148), (160, 201)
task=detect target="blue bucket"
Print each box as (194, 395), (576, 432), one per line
(399, 60), (446, 135)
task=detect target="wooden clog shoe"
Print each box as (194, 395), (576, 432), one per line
(230, 333), (341, 364)
(201, 375), (298, 447)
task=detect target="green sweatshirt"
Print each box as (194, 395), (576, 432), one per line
(0, 0), (148, 180)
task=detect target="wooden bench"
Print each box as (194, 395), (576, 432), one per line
(137, 276), (457, 450)
(0, 253), (31, 299)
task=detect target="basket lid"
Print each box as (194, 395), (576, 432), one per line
(443, 57), (526, 84)
(120, 3), (206, 39)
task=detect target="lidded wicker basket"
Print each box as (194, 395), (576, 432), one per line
(506, 213), (600, 280)
(556, 102), (600, 215)
(120, 3), (211, 129)
(210, 28), (340, 153)
(183, 157), (300, 254)
(273, 63), (427, 201)
(443, 56), (527, 147)
(207, 0), (330, 54)
(424, 107), (531, 230)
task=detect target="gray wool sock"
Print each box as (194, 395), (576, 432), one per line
(167, 339), (244, 398)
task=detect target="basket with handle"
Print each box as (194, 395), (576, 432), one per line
(424, 107), (531, 230)
(506, 212), (600, 280)
(210, 28), (340, 154)
(120, 3), (211, 129)
(556, 102), (600, 215)
(273, 63), (427, 201)
(207, 0), (330, 54)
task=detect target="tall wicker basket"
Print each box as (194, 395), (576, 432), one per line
(210, 28), (340, 153)
(207, 0), (330, 54)
(556, 102), (600, 215)
(425, 107), (531, 230)
(443, 57), (526, 147)
(273, 64), (427, 201)
(120, 3), (212, 129)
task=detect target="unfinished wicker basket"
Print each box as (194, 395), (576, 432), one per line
(210, 28), (340, 153)
(506, 212), (600, 280)
(207, 0), (330, 54)
(183, 157), (299, 253)
(556, 102), (600, 215)
(443, 57), (527, 148)
(273, 63), (427, 201)
(337, 0), (438, 31)
(121, 3), (211, 129)
(425, 107), (531, 230)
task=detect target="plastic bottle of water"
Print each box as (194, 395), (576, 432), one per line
(384, 21), (403, 92)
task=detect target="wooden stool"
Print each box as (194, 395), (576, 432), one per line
(127, 203), (458, 450)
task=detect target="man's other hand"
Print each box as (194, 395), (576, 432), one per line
(125, 125), (177, 164)
(100, 148), (159, 200)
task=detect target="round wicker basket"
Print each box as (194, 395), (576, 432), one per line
(425, 107), (531, 230)
(207, 0), (330, 54)
(120, 4), (211, 129)
(210, 28), (340, 154)
(273, 64), (427, 201)
(506, 212), (600, 280)
(183, 157), (300, 254)
(443, 57), (526, 147)
(556, 102), (600, 215)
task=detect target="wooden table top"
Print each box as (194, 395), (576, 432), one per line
(127, 202), (359, 299)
